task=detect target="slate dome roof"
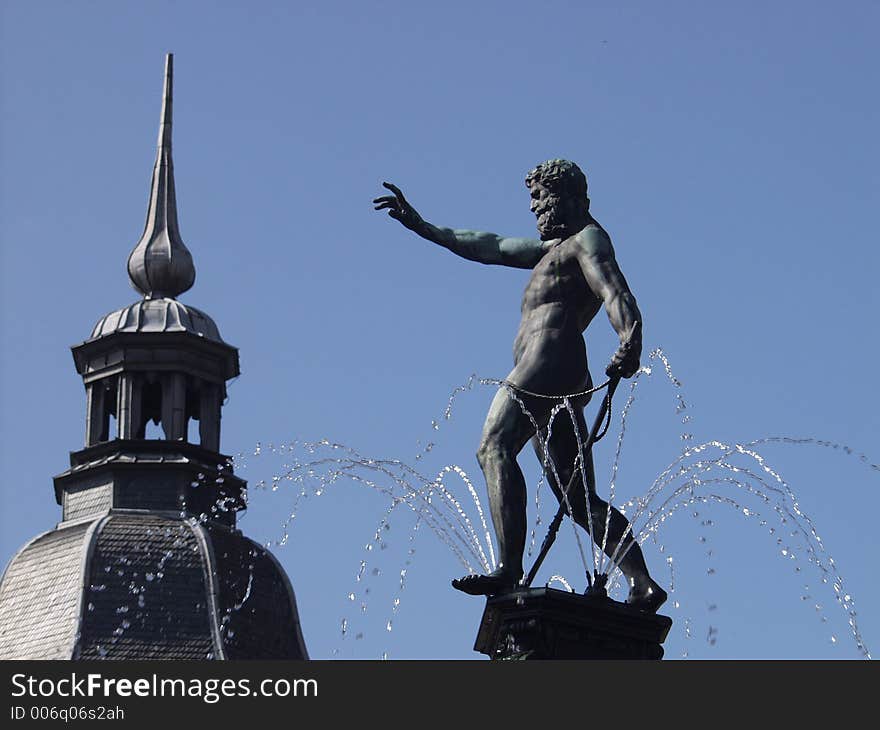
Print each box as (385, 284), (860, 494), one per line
(0, 513), (308, 660)
(89, 297), (223, 342)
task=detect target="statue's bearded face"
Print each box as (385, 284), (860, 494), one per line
(526, 160), (589, 241)
(529, 181), (570, 241)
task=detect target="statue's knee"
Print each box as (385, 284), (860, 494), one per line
(477, 437), (508, 467)
(476, 440), (493, 467)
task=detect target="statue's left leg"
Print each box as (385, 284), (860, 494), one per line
(533, 407), (667, 611)
(451, 379), (551, 596)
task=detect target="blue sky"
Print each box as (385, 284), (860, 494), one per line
(1, 0), (877, 659)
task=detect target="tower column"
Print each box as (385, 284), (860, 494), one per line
(199, 383), (221, 451)
(117, 373), (142, 440)
(161, 373), (187, 440)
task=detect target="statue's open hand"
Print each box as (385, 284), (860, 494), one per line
(605, 342), (640, 379)
(373, 182), (424, 232)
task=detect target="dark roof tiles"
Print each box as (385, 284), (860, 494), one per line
(0, 513), (307, 660)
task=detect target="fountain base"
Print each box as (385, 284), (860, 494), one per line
(474, 587), (672, 660)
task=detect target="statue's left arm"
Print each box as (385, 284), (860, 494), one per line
(575, 227), (643, 378)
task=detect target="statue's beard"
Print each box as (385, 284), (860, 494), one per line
(536, 203), (569, 241)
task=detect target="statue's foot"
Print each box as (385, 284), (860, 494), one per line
(626, 578), (668, 613)
(452, 569), (520, 596)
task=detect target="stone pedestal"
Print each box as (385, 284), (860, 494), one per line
(474, 587), (672, 660)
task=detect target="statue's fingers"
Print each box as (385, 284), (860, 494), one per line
(372, 195), (396, 205)
(373, 199), (397, 211)
(382, 181), (407, 202)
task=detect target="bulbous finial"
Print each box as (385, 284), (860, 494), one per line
(127, 53), (196, 299)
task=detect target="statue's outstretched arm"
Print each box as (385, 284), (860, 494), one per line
(575, 227), (643, 378)
(373, 182), (542, 269)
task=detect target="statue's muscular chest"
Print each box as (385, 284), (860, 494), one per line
(520, 239), (594, 313)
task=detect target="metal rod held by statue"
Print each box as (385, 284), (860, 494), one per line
(523, 375), (621, 589)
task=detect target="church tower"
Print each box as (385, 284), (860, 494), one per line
(0, 55), (308, 660)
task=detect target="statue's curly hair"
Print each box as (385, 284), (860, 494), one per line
(525, 159), (589, 208)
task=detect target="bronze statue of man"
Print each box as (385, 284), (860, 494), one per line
(373, 159), (666, 611)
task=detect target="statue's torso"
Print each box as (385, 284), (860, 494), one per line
(513, 226), (604, 364)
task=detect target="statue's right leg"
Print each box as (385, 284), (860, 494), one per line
(451, 384), (548, 596)
(532, 407), (667, 611)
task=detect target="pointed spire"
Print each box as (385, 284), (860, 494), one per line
(127, 53), (196, 299)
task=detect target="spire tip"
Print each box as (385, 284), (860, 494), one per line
(127, 53), (195, 300)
